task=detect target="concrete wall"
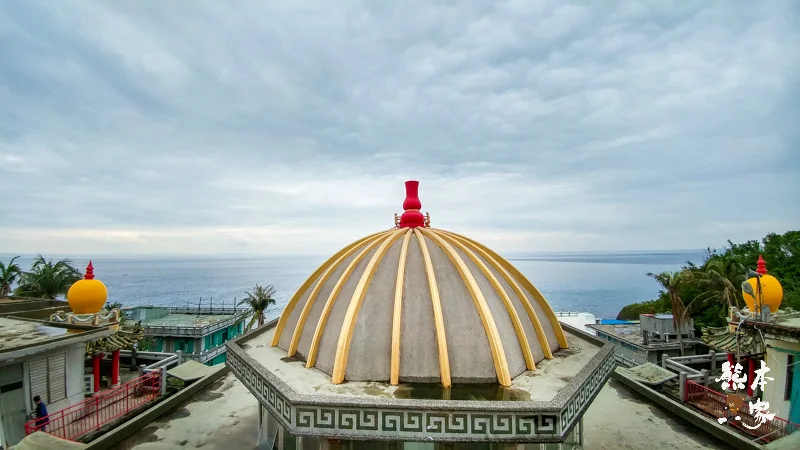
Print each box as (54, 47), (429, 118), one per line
(0, 306), (71, 320)
(0, 299), (70, 315)
(763, 338), (800, 423)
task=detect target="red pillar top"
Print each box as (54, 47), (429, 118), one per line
(756, 255), (767, 275)
(398, 180), (426, 228)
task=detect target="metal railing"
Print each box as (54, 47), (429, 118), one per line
(24, 371), (162, 441)
(685, 380), (799, 443)
(140, 314), (246, 337)
(554, 311), (586, 317)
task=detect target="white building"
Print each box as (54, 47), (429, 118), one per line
(554, 311), (598, 335)
(0, 317), (111, 448)
(740, 315), (800, 426)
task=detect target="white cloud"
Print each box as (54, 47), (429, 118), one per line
(0, 0), (798, 256)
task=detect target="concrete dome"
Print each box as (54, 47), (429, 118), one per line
(271, 181), (567, 387)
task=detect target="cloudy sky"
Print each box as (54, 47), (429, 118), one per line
(1, 1), (798, 256)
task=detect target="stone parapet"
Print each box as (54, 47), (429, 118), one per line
(226, 322), (615, 443)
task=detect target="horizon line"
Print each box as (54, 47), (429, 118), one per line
(0, 248), (710, 259)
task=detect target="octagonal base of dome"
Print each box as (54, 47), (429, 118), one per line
(227, 320), (616, 444)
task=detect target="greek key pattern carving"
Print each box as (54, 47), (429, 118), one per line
(292, 408), (559, 437)
(228, 341), (614, 441)
(560, 352), (615, 431)
(227, 349), (292, 423)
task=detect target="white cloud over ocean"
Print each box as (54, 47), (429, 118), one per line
(0, 0), (798, 255)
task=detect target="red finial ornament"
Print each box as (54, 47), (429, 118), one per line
(756, 255), (767, 275)
(84, 261), (95, 280)
(398, 181), (426, 228)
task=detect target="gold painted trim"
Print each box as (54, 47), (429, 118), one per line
(332, 229), (406, 383)
(271, 230), (391, 347)
(305, 234), (387, 368)
(439, 230), (554, 359)
(443, 230), (569, 349)
(439, 232), (536, 370)
(422, 229), (512, 387)
(390, 229), (413, 385)
(414, 228), (452, 388)
(287, 231), (392, 356)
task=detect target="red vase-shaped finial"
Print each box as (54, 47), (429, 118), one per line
(756, 255), (767, 275)
(398, 181), (426, 228)
(84, 261), (95, 280)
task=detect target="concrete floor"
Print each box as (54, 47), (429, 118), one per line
(119, 373), (732, 450)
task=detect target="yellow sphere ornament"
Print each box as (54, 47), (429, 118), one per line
(742, 255), (783, 313)
(67, 261), (108, 314)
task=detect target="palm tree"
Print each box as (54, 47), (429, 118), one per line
(693, 257), (746, 312)
(238, 284), (277, 331)
(647, 270), (692, 356)
(1, 256), (22, 297)
(14, 255), (82, 300)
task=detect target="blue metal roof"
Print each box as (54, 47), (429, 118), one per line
(600, 319), (635, 325)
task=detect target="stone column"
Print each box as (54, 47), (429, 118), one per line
(709, 350), (716, 374)
(111, 349), (121, 387)
(92, 353), (102, 394)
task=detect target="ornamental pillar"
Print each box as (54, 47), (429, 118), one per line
(93, 353), (102, 393)
(111, 349), (121, 387)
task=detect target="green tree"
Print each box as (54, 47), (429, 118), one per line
(693, 256), (747, 312)
(1, 256), (22, 297)
(619, 230), (800, 329)
(238, 284), (277, 331)
(647, 271), (692, 355)
(104, 301), (124, 311)
(14, 255), (82, 300)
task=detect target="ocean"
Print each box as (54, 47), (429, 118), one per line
(2, 250), (706, 321)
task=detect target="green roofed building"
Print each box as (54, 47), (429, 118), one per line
(123, 305), (248, 366)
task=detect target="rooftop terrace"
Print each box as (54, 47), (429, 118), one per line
(118, 372), (730, 450)
(588, 323), (698, 349)
(123, 306), (247, 337)
(137, 313), (237, 328)
(0, 316), (112, 361)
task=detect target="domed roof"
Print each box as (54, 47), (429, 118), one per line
(67, 261), (108, 315)
(271, 181), (567, 387)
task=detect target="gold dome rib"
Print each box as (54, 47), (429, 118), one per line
(439, 230), (554, 359)
(421, 228), (512, 387)
(414, 228), (452, 388)
(332, 229), (406, 384)
(271, 230), (392, 347)
(287, 231), (393, 356)
(306, 234), (388, 368)
(391, 229), (414, 386)
(444, 230), (569, 349)
(439, 232), (536, 370)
